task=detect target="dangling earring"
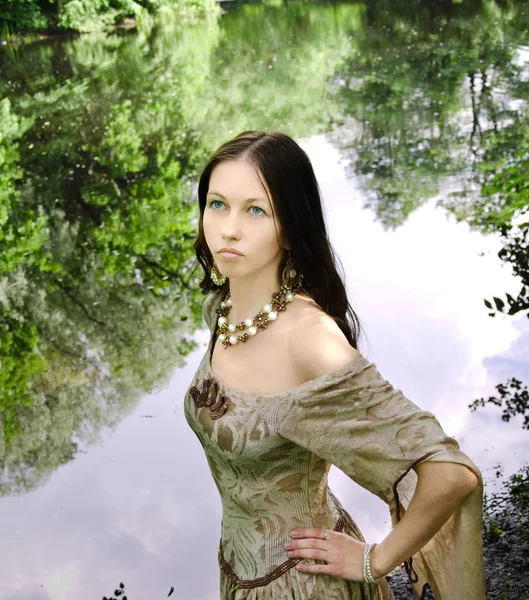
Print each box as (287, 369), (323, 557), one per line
(210, 260), (226, 286)
(281, 250), (303, 293)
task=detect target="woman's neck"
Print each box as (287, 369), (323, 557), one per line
(226, 278), (282, 324)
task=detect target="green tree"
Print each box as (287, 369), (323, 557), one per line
(0, 0), (220, 36)
(0, 0), (46, 37)
(470, 378), (529, 431)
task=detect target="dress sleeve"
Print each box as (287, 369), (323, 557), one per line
(277, 355), (485, 600)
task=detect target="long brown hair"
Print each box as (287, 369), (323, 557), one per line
(191, 130), (365, 349)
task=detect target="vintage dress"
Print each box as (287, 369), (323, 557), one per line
(184, 291), (486, 599)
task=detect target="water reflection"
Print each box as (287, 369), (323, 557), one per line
(0, 0), (528, 598)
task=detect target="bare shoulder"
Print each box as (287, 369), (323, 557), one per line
(288, 294), (362, 383)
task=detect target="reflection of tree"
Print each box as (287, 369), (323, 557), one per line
(448, 124), (529, 321)
(0, 98), (48, 444)
(0, 20), (223, 491)
(0, 271), (199, 496)
(327, 0), (529, 333)
(1, 6), (365, 495)
(0, 60), (206, 485)
(191, 2), (365, 149)
(331, 0), (528, 229)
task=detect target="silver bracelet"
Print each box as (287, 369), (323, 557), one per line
(363, 543), (381, 584)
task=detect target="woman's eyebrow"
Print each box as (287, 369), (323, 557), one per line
(207, 191), (267, 204)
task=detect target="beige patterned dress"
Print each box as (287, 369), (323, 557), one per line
(184, 291), (486, 600)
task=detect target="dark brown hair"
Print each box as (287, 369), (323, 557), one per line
(192, 130), (364, 349)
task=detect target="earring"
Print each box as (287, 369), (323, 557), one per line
(210, 260), (226, 286)
(281, 250), (303, 293)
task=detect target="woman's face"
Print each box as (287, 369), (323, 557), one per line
(203, 159), (285, 282)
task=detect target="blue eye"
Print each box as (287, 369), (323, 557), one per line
(208, 200), (265, 215)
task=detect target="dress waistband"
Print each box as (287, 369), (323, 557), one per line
(218, 506), (348, 590)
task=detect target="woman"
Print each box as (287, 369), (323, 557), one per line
(185, 130), (485, 599)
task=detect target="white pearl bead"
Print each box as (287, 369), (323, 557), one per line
(226, 298), (232, 306)
(219, 334), (227, 342)
(244, 318), (253, 327)
(218, 316), (227, 325)
(248, 326), (257, 336)
(229, 335), (238, 345)
(268, 311), (277, 320)
(263, 304), (272, 313)
(286, 292), (294, 302)
(228, 323), (237, 333)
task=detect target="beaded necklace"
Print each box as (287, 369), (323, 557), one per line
(215, 288), (297, 349)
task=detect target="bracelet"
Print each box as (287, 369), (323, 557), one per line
(363, 542), (381, 584)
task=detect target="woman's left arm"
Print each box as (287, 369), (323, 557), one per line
(282, 327), (485, 592)
(370, 460), (479, 578)
(286, 461), (479, 581)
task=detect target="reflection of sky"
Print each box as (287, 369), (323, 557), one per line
(1, 135), (528, 600)
(515, 44), (529, 81)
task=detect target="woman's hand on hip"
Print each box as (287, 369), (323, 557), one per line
(284, 527), (383, 581)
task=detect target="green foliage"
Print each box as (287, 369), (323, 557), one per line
(0, 0), (219, 35)
(0, 97), (51, 444)
(0, 97), (28, 194)
(484, 517), (503, 544)
(476, 152), (529, 320)
(58, 0), (148, 32)
(483, 464), (529, 517)
(0, 0), (46, 36)
(0, 98), (52, 273)
(0, 316), (45, 445)
(481, 150), (529, 229)
(469, 377), (529, 430)
(481, 462), (529, 597)
(482, 223), (529, 319)
(472, 373), (529, 595)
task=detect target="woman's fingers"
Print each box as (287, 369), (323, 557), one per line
(285, 538), (328, 552)
(296, 562), (332, 574)
(289, 527), (328, 540)
(286, 546), (328, 560)
(285, 529), (368, 580)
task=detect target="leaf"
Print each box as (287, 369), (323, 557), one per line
(493, 296), (505, 311)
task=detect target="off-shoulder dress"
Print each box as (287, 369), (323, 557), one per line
(184, 291), (486, 600)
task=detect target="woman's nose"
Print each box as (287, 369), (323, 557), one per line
(221, 214), (242, 237)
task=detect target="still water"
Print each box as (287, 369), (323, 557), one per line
(1, 1), (528, 598)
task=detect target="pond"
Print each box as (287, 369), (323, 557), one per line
(0, 1), (528, 598)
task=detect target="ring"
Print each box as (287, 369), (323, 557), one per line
(323, 529), (328, 541)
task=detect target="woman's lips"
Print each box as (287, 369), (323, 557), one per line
(218, 251), (243, 259)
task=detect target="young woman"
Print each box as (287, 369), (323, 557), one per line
(185, 130), (485, 599)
